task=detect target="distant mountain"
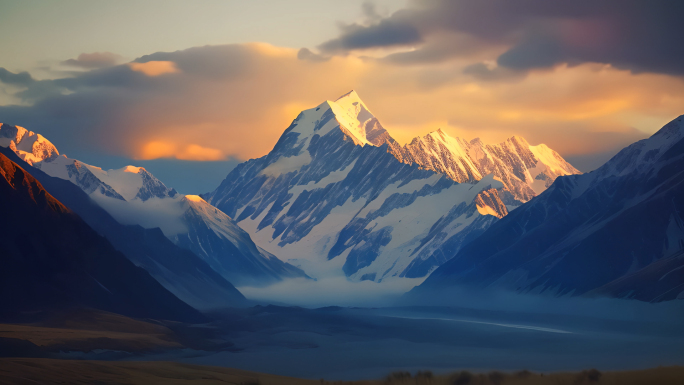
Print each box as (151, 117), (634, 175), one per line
(0, 124), (174, 201)
(412, 115), (684, 302)
(0, 123), (307, 287)
(0, 146), (247, 309)
(204, 91), (575, 282)
(0, 152), (205, 322)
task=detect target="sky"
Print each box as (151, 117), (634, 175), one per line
(1, 0), (683, 193)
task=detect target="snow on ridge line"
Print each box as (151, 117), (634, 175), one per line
(123, 165), (142, 173)
(184, 194), (206, 203)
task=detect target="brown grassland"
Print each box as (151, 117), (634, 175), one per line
(0, 359), (682, 385)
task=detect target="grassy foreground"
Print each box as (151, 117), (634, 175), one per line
(0, 359), (682, 385)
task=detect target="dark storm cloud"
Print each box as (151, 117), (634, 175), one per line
(61, 52), (122, 69)
(0, 68), (35, 86)
(317, 0), (684, 76)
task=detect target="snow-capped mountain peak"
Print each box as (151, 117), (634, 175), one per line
(280, 90), (395, 152)
(0, 123), (177, 202)
(328, 90), (394, 146)
(0, 123), (59, 165)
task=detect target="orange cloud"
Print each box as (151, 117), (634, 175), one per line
(140, 141), (224, 161)
(128, 61), (179, 76)
(14, 43), (682, 172)
(122, 46), (682, 168)
(178, 144), (224, 161)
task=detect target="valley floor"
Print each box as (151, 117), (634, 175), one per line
(1, 304), (683, 381)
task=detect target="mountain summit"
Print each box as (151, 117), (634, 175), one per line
(326, 90), (396, 146)
(206, 91), (578, 282)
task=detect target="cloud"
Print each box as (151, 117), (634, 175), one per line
(297, 48), (329, 62)
(128, 61), (180, 76)
(238, 276), (423, 308)
(0, 42), (682, 175)
(0, 68), (65, 103)
(0, 68), (34, 86)
(90, 194), (188, 237)
(61, 52), (122, 69)
(0, 43), (371, 162)
(141, 141), (225, 161)
(462, 62), (525, 82)
(314, 0), (684, 76)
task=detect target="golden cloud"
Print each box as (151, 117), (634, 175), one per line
(140, 141), (225, 161)
(128, 61), (179, 76)
(18, 43), (683, 171)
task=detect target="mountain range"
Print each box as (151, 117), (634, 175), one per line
(412, 115), (684, 302)
(0, 123), (307, 289)
(204, 91), (579, 281)
(0, 146), (247, 310)
(2, 90), (680, 306)
(0, 152), (205, 322)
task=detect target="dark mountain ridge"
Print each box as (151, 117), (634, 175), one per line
(0, 147), (247, 310)
(411, 115), (684, 302)
(0, 152), (206, 322)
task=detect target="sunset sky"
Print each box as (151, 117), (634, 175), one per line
(1, 0), (683, 193)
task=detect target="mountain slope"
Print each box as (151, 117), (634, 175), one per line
(412, 115), (684, 302)
(174, 195), (309, 286)
(0, 122), (307, 287)
(205, 91), (510, 281)
(0, 152), (206, 322)
(1, 145), (247, 309)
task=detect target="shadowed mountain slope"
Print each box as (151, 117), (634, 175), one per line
(412, 116), (684, 302)
(0, 152), (206, 322)
(0, 147), (247, 310)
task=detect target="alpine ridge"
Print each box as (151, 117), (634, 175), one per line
(388, 129), (581, 204)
